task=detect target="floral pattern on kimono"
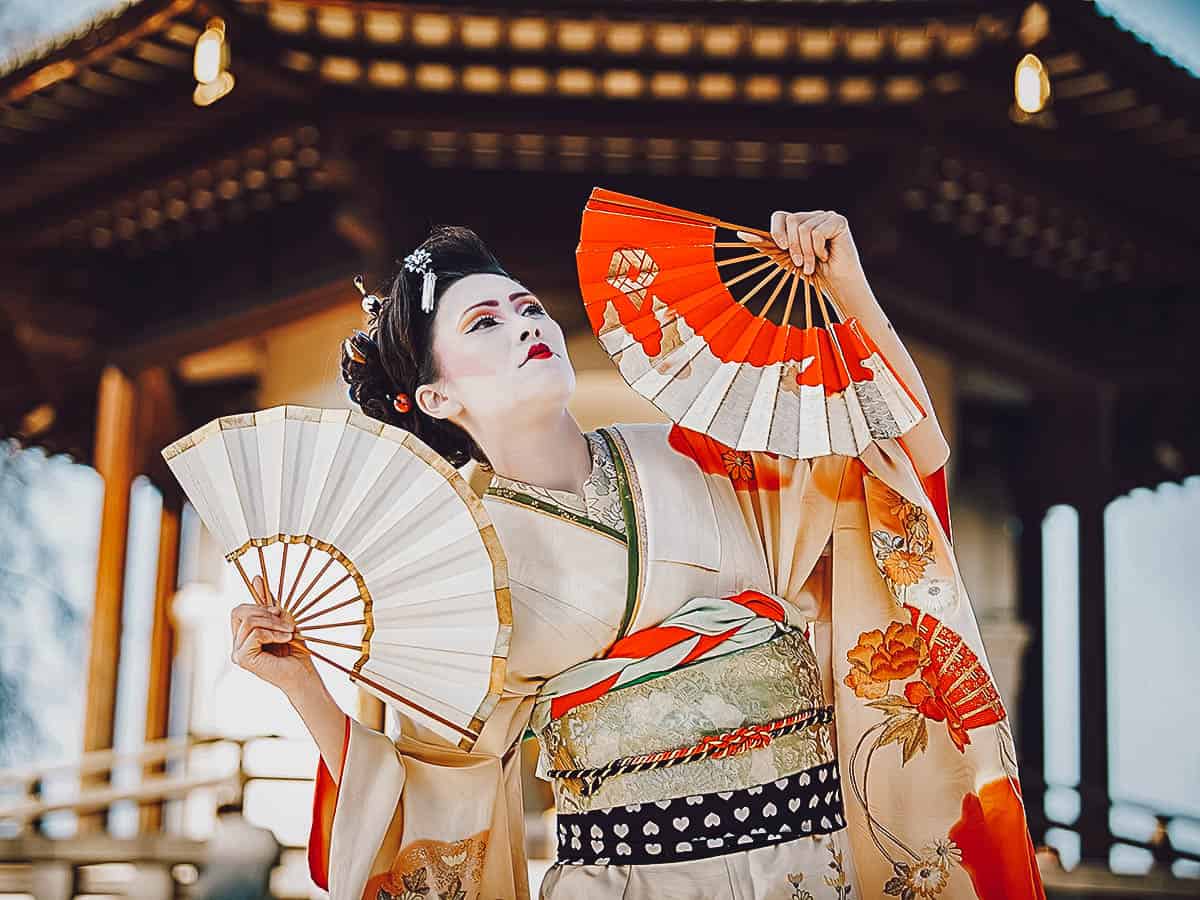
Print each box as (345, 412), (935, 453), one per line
(307, 418), (1043, 900)
(662, 423), (1044, 900)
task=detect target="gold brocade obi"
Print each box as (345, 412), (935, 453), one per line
(533, 628), (835, 815)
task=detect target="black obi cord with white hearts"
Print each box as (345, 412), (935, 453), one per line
(554, 760), (845, 866)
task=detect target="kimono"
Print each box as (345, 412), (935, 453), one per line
(307, 421), (1044, 900)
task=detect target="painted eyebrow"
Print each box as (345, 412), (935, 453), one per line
(458, 291), (537, 326)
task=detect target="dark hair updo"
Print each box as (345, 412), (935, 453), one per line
(340, 225), (512, 468)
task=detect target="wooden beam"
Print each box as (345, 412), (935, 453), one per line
(113, 277), (357, 371)
(231, 0), (1010, 24)
(80, 366), (139, 832)
(0, 0), (195, 105)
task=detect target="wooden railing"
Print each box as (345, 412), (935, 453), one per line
(5, 738), (1198, 898)
(0, 733), (316, 899)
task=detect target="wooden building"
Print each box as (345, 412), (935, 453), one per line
(1, 0), (1198, 891)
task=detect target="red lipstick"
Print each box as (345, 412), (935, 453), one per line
(523, 342), (553, 363)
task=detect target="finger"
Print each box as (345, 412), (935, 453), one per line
(785, 215), (805, 269)
(232, 607), (254, 643)
(736, 229), (766, 244)
(803, 212), (833, 273)
(254, 574), (280, 607)
(231, 602), (269, 641)
(809, 212), (838, 262)
(789, 215), (818, 274)
(233, 625), (293, 666)
(770, 211), (788, 251)
(250, 574), (269, 606)
(236, 615), (291, 651)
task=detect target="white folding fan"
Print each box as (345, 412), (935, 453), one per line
(161, 405), (511, 751)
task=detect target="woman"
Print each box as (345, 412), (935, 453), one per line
(230, 217), (1044, 900)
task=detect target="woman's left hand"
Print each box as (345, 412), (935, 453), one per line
(762, 209), (865, 287)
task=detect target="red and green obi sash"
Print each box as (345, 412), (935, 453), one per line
(530, 588), (792, 735)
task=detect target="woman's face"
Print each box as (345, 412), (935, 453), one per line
(416, 272), (576, 431)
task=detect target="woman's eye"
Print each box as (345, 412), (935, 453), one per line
(468, 315), (498, 332)
(468, 303), (542, 332)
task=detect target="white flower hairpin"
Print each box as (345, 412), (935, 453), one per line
(404, 248), (437, 313)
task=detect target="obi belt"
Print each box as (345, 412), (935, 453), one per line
(530, 589), (845, 866)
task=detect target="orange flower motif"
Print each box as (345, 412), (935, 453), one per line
(882, 549), (929, 586)
(844, 622), (928, 699)
(721, 450), (755, 483)
(666, 424), (786, 491)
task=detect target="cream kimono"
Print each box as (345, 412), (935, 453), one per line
(308, 422), (1043, 900)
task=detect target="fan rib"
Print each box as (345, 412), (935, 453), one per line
(714, 250), (766, 268)
(722, 258), (776, 290)
(756, 267), (791, 321)
(739, 265), (784, 312)
(286, 556), (335, 616)
(302, 646), (478, 742)
(276, 543), (288, 611)
(285, 544), (314, 610)
(295, 618), (366, 633)
(293, 594), (359, 626)
(293, 573), (353, 621)
(298, 635), (360, 652)
(232, 558), (261, 605)
(256, 546), (269, 597)
(780, 273), (800, 328)
(586, 189), (773, 241)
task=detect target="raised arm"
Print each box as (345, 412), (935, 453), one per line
(766, 209), (952, 478)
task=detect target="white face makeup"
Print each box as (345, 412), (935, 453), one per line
(415, 272), (576, 431)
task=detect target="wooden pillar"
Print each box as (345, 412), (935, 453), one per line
(1036, 382), (1116, 860)
(1075, 385), (1115, 862)
(80, 366), (138, 832)
(139, 488), (182, 833)
(1015, 394), (1048, 846)
(136, 366), (181, 833)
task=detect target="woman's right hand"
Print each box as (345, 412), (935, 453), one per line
(230, 575), (320, 695)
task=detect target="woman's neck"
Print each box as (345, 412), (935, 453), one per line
(475, 409), (592, 496)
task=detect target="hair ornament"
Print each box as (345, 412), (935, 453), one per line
(404, 248), (437, 313)
(393, 392), (412, 414)
(353, 274), (383, 317)
(343, 336), (366, 365)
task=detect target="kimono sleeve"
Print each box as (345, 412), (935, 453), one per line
(307, 713), (407, 898)
(308, 712), (352, 891)
(663, 423), (1043, 900)
(306, 707), (529, 900)
(662, 422), (847, 626)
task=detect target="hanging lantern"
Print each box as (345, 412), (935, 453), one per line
(193, 18), (235, 106)
(1014, 53), (1049, 114)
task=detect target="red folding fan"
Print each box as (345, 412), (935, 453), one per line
(576, 187), (926, 459)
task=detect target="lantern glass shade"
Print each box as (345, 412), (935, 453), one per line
(194, 71), (235, 107)
(1014, 53), (1049, 113)
(195, 20), (228, 84)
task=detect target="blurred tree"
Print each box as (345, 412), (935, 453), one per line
(0, 440), (89, 767)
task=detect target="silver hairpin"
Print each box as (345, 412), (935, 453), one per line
(404, 248), (436, 313)
(353, 274), (383, 317)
